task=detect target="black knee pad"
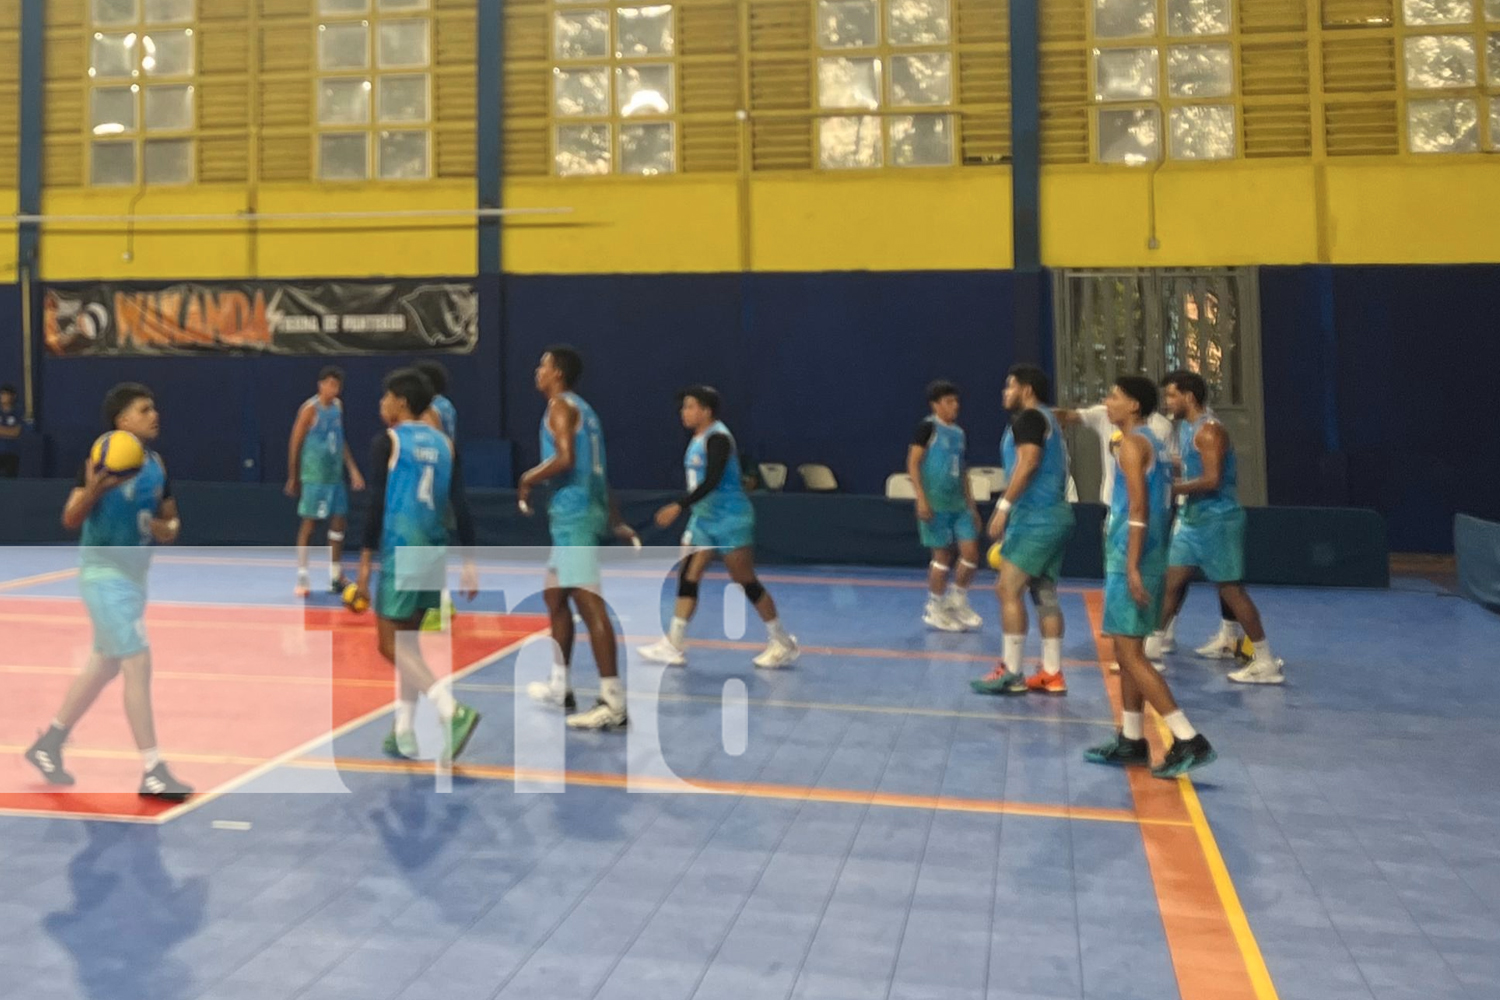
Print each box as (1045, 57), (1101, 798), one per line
(677, 563), (701, 601)
(743, 579), (766, 604)
(1028, 578), (1061, 616)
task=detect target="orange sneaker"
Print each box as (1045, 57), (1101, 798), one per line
(1025, 670), (1067, 695)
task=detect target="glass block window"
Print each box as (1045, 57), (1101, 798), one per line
(816, 0), (955, 169)
(1400, 0), (1498, 151)
(86, 0), (196, 186)
(1090, 0), (1237, 163)
(317, 0), (433, 181)
(549, 3), (677, 176)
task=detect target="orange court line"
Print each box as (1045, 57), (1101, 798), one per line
(281, 756), (1190, 827)
(0, 568), (79, 592)
(1084, 591), (1278, 1000)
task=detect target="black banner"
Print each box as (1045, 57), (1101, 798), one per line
(44, 280), (478, 357)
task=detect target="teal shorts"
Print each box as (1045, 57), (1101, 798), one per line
(1001, 507), (1076, 581)
(80, 571), (149, 658)
(375, 546), (445, 621)
(549, 512), (606, 590)
(1103, 569), (1166, 638)
(1169, 509), (1246, 583)
(685, 512), (755, 553)
(919, 509), (978, 550)
(299, 482), (348, 521)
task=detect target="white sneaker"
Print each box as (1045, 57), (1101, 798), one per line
(1195, 632), (1242, 660)
(1144, 631), (1175, 659)
(923, 606), (964, 632)
(945, 596), (983, 630)
(753, 636), (799, 669)
(1228, 658), (1285, 685)
(294, 570), (311, 598)
(1109, 660), (1166, 673)
(526, 681), (576, 711)
(566, 698), (628, 730)
(638, 639), (687, 666)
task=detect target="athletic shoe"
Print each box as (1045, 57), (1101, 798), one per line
(753, 636), (799, 669)
(420, 608), (442, 632)
(945, 595), (983, 630)
(1150, 734), (1216, 779)
(1024, 670), (1068, 695)
(294, 571), (311, 598)
(1084, 733), (1150, 767)
(923, 606), (965, 632)
(566, 699), (628, 730)
(382, 729), (419, 759)
(444, 704), (481, 761)
(1108, 660), (1166, 674)
(1195, 632), (1242, 660)
(638, 639), (687, 666)
(329, 575), (351, 595)
(971, 663), (1027, 695)
(1144, 631), (1175, 659)
(139, 763), (193, 802)
(526, 681), (577, 710)
(1228, 658), (1285, 685)
(24, 732), (75, 787)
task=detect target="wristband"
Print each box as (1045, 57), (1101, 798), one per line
(997, 498), (1013, 513)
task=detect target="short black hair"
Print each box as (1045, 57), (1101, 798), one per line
(1007, 364), (1052, 404)
(0, 383), (16, 397)
(102, 382), (154, 430)
(317, 365), (345, 385)
(414, 360), (448, 396)
(677, 384), (721, 415)
(926, 379), (959, 403)
(383, 367), (434, 417)
(1115, 375), (1158, 418)
(544, 345), (584, 389)
(1161, 369), (1207, 406)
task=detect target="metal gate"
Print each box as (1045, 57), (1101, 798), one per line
(1053, 268), (1267, 506)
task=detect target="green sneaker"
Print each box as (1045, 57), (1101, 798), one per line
(1083, 733), (1150, 767)
(444, 703), (481, 761)
(420, 607), (442, 632)
(1150, 734), (1216, 779)
(970, 664), (1027, 695)
(382, 729), (419, 759)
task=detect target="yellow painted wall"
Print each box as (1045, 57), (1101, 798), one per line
(0, 189), (16, 284)
(1324, 161), (1500, 265)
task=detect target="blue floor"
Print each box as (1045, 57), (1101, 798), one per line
(2, 555), (1499, 1000)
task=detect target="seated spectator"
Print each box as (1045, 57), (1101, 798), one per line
(0, 384), (21, 478)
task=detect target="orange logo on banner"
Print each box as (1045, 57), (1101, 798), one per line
(115, 289), (272, 349)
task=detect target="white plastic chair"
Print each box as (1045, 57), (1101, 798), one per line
(972, 465), (1006, 493)
(797, 463), (839, 492)
(758, 462), (787, 491)
(967, 468), (994, 501)
(885, 473), (917, 499)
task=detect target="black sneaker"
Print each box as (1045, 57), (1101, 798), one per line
(24, 732), (75, 786)
(1150, 734), (1216, 779)
(1083, 733), (1150, 767)
(330, 575), (352, 595)
(139, 763), (193, 802)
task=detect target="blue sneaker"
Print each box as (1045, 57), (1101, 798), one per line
(971, 663), (1027, 695)
(1084, 733), (1150, 767)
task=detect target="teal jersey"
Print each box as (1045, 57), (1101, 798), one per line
(80, 450), (168, 583)
(540, 392), (608, 520)
(918, 417), (967, 513)
(380, 422), (452, 554)
(686, 421), (751, 523)
(1001, 406), (1070, 516)
(1105, 427), (1172, 575)
(299, 397), (345, 485)
(431, 394), (457, 442)
(1177, 412), (1240, 521)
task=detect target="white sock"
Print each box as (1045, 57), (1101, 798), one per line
(329, 563), (342, 584)
(926, 593), (944, 612)
(667, 616), (689, 649)
(394, 700), (417, 735)
(1041, 637), (1062, 675)
(1252, 639), (1276, 666)
(1003, 633), (1025, 671)
(1163, 710), (1197, 741)
(949, 585), (968, 606)
(550, 661), (571, 693)
(599, 676), (625, 711)
(1160, 615), (1177, 642)
(1121, 711), (1144, 740)
(427, 679), (456, 721)
(766, 618), (790, 645)
(141, 747), (161, 772)
(1220, 619), (1243, 642)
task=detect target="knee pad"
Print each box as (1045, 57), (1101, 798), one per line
(1029, 578), (1061, 616)
(327, 530), (345, 542)
(743, 579), (766, 604)
(677, 564), (701, 601)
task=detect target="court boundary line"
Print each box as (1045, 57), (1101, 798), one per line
(0, 568), (78, 592)
(1083, 591), (1279, 1000)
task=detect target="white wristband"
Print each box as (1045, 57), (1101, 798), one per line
(166, 518), (181, 533)
(997, 498), (1013, 513)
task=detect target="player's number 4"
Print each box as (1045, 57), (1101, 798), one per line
(417, 465), (436, 509)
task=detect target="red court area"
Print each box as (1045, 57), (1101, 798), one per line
(0, 597), (547, 821)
